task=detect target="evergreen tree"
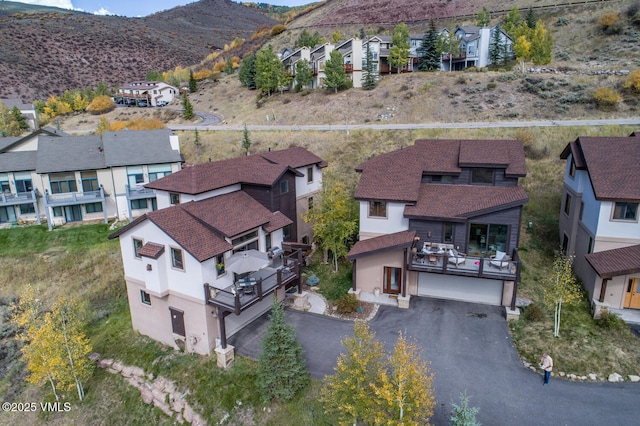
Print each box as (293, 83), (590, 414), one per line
(182, 92), (194, 120)
(331, 30), (343, 44)
(531, 20), (553, 65)
(256, 301), (309, 403)
(489, 24), (504, 65)
(294, 58), (313, 90)
(323, 49), (348, 93)
(362, 42), (378, 90)
(389, 22), (410, 73)
(255, 45), (287, 96)
(11, 106), (29, 133)
(224, 56), (234, 75)
(476, 6), (491, 27)
(296, 29), (322, 48)
(417, 21), (440, 71)
(241, 124), (251, 155)
(188, 70), (197, 93)
(502, 7), (522, 37)
(525, 8), (538, 30)
(359, 27), (366, 39)
(238, 52), (257, 90)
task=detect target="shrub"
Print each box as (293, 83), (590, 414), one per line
(626, 1), (640, 18)
(456, 75), (468, 85)
(497, 73), (518, 82)
(270, 24), (286, 36)
(596, 310), (626, 330)
(524, 304), (544, 322)
(399, 84), (409, 91)
(336, 293), (359, 314)
(556, 51), (570, 61)
(591, 86), (622, 109)
(86, 95), (114, 115)
(598, 13), (624, 34)
(486, 82), (497, 90)
(555, 17), (570, 26)
(623, 69), (640, 94)
(213, 61), (226, 73)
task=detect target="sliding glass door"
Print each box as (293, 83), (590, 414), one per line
(468, 223), (508, 256)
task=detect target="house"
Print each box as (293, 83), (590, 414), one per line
(282, 46), (311, 89)
(0, 98), (38, 130)
(559, 133), (640, 317)
(0, 129), (182, 229)
(377, 35), (414, 73)
(347, 139), (528, 310)
(145, 146), (326, 244)
(116, 81), (179, 107)
(108, 190), (303, 365)
(442, 25), (513, 71)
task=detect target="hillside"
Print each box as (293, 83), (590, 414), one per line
(0, 0), (275, 101)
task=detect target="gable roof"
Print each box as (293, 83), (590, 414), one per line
(560, 136), (640, 201)
(146, 146), (323, 195)
(102, 130), (182, 167)
(36, 135), (106, 173)
(138, 242), (165, 259)
(354, 139), (526, 203)
(585, 244), (640, 279)
(0, 151), (37, 173)
(347, 230), (416, 260)
(109, 190), (292, 262)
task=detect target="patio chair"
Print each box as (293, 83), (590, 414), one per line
(490, 250), (510, 271)
(448, 249), (466, 267)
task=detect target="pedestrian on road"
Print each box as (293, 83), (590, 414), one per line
(540, 353), (553, 385)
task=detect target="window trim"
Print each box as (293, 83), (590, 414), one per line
(563, 193), (572, 216)
(133, 238), (143, 259)
(470, 168), (494, 185)
(569, 160), (576, 179)
(131, 199), (149, 210)
(170, 246), (185, 271)
(280, 180), (289, 194)
(140, 290), (151, 306)
(611, 201), (639, 222)
(368, 200), (387, 218)
(306, 166), (314, 184)
(169, 193), (181, 205)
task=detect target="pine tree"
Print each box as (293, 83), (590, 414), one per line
(255, 45), (286, 96)
(241, 124), (251, 155)
(188, 70), (197, 93)
(476, 6), (491, 27)
(525, 8), (538, 30)
(321, 322), (385, 425)
(256, 301), (309, 402)
(489, 24), (504, 65)
(294, 58), (313, 90)
(182, 92), (194, 120)
(502, 7), (522, 37)
(390, 22), (410, 73)
(11, 106), (29, 133)
(238, 52), (257, 90)
(224, 56), (234, 75)
(296, 29), (322, 48)
(362, 42), (378, 90)
(323, 49), (347, 93)
(417, 21), (439, 71)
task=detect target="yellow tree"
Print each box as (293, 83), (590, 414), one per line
(72, 93), (89, 111)
(87, 95), (115, 115)
(371, 332), (436, 425)
(321, 322), (385, 425)
(513, 34), (531, 73)
(96, 116), (111, 135)
(543, 254), (582, 337)
(530, 20), (553, 65)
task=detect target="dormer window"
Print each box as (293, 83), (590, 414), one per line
(369, 201), (387, 218)
(471, 168), (493, 184)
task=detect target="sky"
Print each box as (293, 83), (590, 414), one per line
(10, 0), (311, 17)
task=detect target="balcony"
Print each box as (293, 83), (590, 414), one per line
(126, 184), (156, 201)
(204, 253), (301, 315)
(442, 52), (466, 61)
(44, 186), (105, 207)
(409, 248), (520, 281)
(0, 189), (38, 207)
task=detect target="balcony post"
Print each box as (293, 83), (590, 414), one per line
(100, 186), (108, 224)
(234, 292), (241, 316)
(257, 278), (264, 300)
(32, 189), (41, 224)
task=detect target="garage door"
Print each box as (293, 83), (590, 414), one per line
(225, 294), (278, 337)
(418, 273), (503, 306)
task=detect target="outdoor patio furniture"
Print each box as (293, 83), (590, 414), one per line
(490, 250), (510, 271)
(448, 249), (466, 267)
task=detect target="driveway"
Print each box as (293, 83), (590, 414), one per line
(230, 298), (640, 425)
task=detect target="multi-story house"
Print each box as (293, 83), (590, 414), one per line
(0, 129), (182, 229)
(559, 133), (640, 316)
(442, 25), (514, 71)
(0, 98), (38, 131)
(116, 81), (179, 106)
(347, 139), (528, 310)
(109, 146), (325, 364)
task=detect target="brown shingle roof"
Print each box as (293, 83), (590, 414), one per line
(144, 146), (324, 195)
(347, 230), (416, 260)
(264, 211), (293, 233)
(404, 184), (529, 220)
(560, 136), (640, 201)
(138, 242), (165, 259)
(585, 245), (640, 278)
(355, 139), (526, 202)
(260, 146), (328, 169)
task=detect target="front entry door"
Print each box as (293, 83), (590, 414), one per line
(624, 278), (640, 309)
(383, 267), (401, 294)
(64, 205), (82, 222)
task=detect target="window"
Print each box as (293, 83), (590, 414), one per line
(471, 168), (493, 184)
(588, 237), (593, 254)
(280, 180), (289, 194)
(170, 193), (180, 205)
(569, 160), (576, 178)
(19, 204), (35, 214)
(215, 254), (225, 275)
(444, 223), (454, 243)
(562, 234), (569, 254)
(369, 201), (387, 217)
(170, 307), (185, 337)
(14, 172), (33, 193)
(133, 238), (143, 258)
(308, 196), (314, 211)
(579, 202), (584, 221)
(85, 202), (103, 213)
(612, 202), (638, 221)
(127, 166), (144, 188)
(283, 224), (291, 240)
(53, 207), (63, 217)
(0, 173), (9, 193)
(564, 194), (572, 216)
(81, 171), (99, 192)
(148, 164), (172, 182)
(50, 172), (77, 194)
(302, 235), (309, 245)
(140, 290), (151, 306)
(131, 199), (148, 210)
(432, 175), (453, 183)
(232, 230), (259, 253)
(170, 247), (184, 270)
(0, 206), (16, 223)
(307, 166), (314, 183)
(265, 233), (272, 251)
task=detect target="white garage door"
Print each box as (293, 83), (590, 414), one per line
(225, 294), (278, 337)
(418, 273), (503, 306)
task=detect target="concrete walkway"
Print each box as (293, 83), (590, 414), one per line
(230, 298), (640, 426)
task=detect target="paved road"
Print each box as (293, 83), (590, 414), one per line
(230, 298), (640, 426)
(169, 117), (640, 132)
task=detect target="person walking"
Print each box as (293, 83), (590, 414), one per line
(540, 353), (553, 385)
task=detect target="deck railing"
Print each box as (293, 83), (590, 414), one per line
(409, 248), (520, 281)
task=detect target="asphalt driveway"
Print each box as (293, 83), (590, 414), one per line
(230, 298), (640, 425)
